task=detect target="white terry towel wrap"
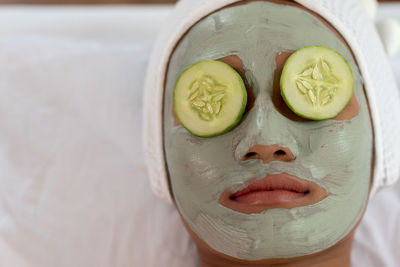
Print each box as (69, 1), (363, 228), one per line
(143, 0), (400, 203)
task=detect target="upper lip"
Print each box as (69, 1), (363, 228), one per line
(229, 173), (310, 200)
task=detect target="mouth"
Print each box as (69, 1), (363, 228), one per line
(219, 173), (328, 214)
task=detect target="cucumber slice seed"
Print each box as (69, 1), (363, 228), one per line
(280, 46), (354, 120)
(174, 60), (247, 137)
(188, 75), (226, 120)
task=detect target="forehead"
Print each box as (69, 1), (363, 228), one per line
(165, 1), (358, 94)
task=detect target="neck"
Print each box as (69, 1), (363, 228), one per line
(196, 229), (355, 267)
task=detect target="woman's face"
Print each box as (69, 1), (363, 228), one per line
(163, 0), (373, 260)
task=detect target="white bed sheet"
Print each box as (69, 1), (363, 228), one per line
(0, 4), (398, 267)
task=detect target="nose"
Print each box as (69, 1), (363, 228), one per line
(242, 144), (295, 164)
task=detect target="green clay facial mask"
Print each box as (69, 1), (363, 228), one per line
(163, 1), (373, 260)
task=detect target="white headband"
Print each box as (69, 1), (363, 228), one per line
(143, 0), (400, 203)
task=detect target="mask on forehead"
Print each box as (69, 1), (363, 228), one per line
(163, 1), (372, 259)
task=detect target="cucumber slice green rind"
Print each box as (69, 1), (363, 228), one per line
(173, 60), (247, 137)
(280, 46), (354, 120)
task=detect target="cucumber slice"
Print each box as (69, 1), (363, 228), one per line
(174, 60), (247, 137)
(280, 46), (353, 120)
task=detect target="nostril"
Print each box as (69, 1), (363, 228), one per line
(274, 150), (286, 157)
(244, 152), (257, 159)
(243, 145), (295, 163)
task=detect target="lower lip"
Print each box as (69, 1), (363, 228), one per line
(232, 190), (307, 205)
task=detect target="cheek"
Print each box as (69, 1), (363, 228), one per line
(301, 121), (371, 195)
(167, 131), (235, 193)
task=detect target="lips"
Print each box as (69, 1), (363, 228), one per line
(219, 173), (328, 214)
